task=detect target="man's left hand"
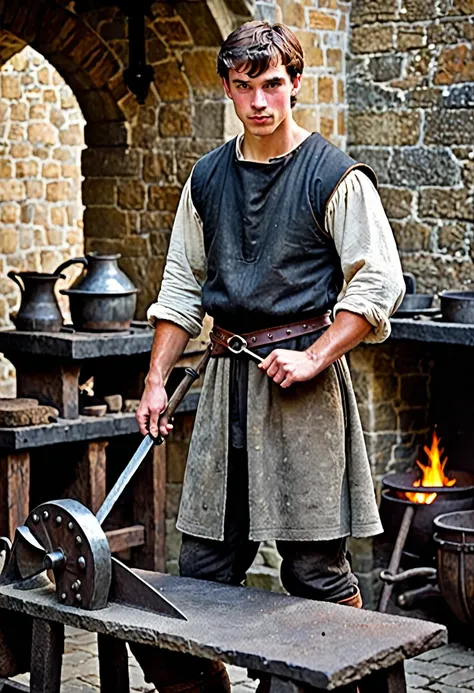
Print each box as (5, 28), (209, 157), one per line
(259, 349), (322, 388)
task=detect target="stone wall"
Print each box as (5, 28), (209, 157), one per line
(348, 0), (474, 294)
(0, 45), (85, 397)
(275, 0), (350, 149)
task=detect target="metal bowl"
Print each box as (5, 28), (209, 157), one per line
(440, 291), (474, 324)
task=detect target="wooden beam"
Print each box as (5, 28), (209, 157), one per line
(106, 525), (145, 553)
(132, 442), (166, 571)
(0, 452), (30, 539)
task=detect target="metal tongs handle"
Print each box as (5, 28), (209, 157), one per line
(95, 346), (212, 526)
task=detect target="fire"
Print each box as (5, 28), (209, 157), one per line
(405, 431), (456, 505)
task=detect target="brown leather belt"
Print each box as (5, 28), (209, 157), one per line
(210, 313), (332, 356)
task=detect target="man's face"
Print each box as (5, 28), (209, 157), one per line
(223, 60), (301, 136)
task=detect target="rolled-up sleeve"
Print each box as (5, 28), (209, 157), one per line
(327, 169), (405, 343)
(147, 173), (207, 338)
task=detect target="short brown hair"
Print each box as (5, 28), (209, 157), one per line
(217, 21), (304, 107)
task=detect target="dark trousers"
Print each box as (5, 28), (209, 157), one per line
(179, 446), (358, 603)
(131, 446), (358, 688)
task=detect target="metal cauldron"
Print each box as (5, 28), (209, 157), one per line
(434, 510), (474, 624)
(7, 270), (66, 332)
(440, 291), (474, 324)
(55, 252), (138, 332)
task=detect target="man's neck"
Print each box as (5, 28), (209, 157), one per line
(241, 120), (311, 163)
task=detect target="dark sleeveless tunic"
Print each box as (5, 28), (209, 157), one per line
(191, 133), (376, 334)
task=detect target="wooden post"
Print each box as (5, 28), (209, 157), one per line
(0, 452), (30, 539)
(68, 441), (108, 514)
(359, 661), (407, 693)
(30, 619), (64, 693)
(16, 359), (81, 419)
(98, 634), (130, 693)
(132, 442), (166, 571)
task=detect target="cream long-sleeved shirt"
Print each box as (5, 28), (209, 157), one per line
(148, 136), (405, 343)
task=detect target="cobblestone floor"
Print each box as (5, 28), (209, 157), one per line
(9, 627), (474, 693)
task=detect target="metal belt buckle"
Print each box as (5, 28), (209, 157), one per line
(226, 334), (247, 355)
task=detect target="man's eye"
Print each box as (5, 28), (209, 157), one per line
(237, 83), (250, 89)
(266, 82), (280, 89)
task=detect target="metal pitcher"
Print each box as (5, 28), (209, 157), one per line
(7, 270), (66, 332)
(55, 252), (138, 332)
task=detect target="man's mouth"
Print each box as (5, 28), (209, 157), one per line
(249, 115), (271, 124)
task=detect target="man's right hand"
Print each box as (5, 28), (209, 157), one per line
(136, 380), (173, 439)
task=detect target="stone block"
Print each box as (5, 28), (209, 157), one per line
(26, 180), (43, 199)
(0, 180), (25, 202)
(397, 27), (426, 50)
(379, 186), (413, 219)
(46, 181), (69, 202)
(351, 0), (399, 25)
(347, 80), (403, 111)
(435, 45), (474, 85)
(82, 178), (116, 206)
(29, 104), (47, 120)
(59, 124), (84, 146)
(41, 162), (61, 178)
(443, 83), (474, 108)
(282, 1), (305, 27)
(438, 222), (469, 253)
(143, 152), (175, 183)
(10, 103), (27, 121)
(118, 180), (146, 210)
(327, 48), (342, 71)
(153, 16), (192, 45)
(154, 60), (189, 101)
(37, 66), (50, 85)
(308, 10), (337, 30)
(406, 87), (443, 108)
(0, 229), (17, 254)
(148, 185), (181, 213)
(389, 148), (461, 187)
(1, 74), (20, 99)
(0, 204), (19, 224)
(349, 112), (420, 146)
(159, 102), (193, 137)
(10, 143), (32, 158)
(16, 161), (38, 179)
(0, 160), (12, 178)
(182, 49), (222, 99)
(150, 230), (171, 256)
(50, 207), (66, 226)
(28, 122), (56, 145)
(298, 76), (316, 104)
(84, 122), (127, 147)
(320, 116), (335, 140)
(351, 24), (394, 54)
(399, 408), (428, 433)
(425, 109), (474, 145)
(140, 211), (174, 232)
(83, 207), (129, 238)
(8, 123), (25, 142)
(318, 76), (334, 103)
(82, 148), (140, 178)
(401, 0), (437, 20)
(194, 102), (225, 139)
(368, 55), (403, 82)
(305, 46), (324, 68)
(422, 188), (473, 222)
(392, 220), (431, 251)
(293, 107), (318, 132)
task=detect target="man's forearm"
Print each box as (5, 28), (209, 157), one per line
(306, 310), (372, 370)
(146, 320), (191, 386)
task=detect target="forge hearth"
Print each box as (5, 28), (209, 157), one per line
(380, 471), (474, 562)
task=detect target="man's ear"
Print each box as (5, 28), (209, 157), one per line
(222, 77), (233, 100)
(291, 73), (302, 97)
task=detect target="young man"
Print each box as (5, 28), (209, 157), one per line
(133, 20), (405, 693)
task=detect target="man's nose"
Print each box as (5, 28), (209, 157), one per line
(252, 89), (267, 109)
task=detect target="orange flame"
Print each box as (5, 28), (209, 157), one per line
(405, 431), (456, 505)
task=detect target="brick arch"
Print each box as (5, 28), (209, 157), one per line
(0, 0), (125, 134)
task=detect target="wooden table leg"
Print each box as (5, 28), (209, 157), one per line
(69, 441), (107, 514)
(132, 442), (166, 571)
(98, 634), (130, 693)
(30, 619), (64, 693)
(0, 452), (30, 539)
(358, 661), (407, 693)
